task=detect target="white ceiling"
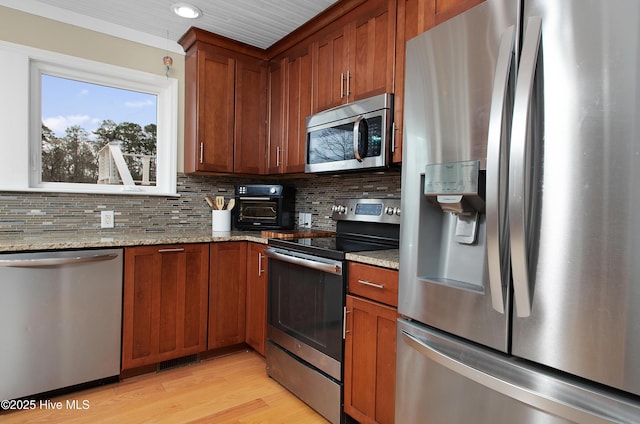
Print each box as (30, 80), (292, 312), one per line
(0, 0), (339, 53)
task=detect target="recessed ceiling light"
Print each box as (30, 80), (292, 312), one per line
(171, 3), (202, 19)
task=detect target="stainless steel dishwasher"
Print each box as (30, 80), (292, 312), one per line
(0, 248), (123, 401)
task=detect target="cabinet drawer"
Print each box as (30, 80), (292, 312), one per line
(348, 262), (398, 307)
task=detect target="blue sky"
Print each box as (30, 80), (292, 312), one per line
(41, 74), (157, 139)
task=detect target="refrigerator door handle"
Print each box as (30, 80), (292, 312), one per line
(508, 16), (543, 318)
(400, 329), (622, 424)
(486, 25), (515, 314)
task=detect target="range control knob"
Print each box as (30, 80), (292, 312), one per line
(385, 206), (395, 215)
(333, 204), (347, 214)
(394, 207), (401, 216)
(269, 186), (277, 194)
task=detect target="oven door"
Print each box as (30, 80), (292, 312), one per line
(235, 197), (279, 229)
(265, 247), (345, 381)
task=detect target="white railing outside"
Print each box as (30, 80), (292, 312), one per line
(98, 142), (156, 186)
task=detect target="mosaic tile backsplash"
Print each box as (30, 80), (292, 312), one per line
(0, 171), (401, 235)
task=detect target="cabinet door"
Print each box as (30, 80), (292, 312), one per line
(349, 0), (396, 102)
(208, 242), (247, 349)
(194, 50), (235, 173)
(267, 59), (285, 174)
(344, 295), (398, 424)
(122, 244), (209, 371)
(245, 243), (268, 355)
(234, 58), (267, 174)
(313, 25), (349, 112)
(284, 48), (312, 173)
(434, 0), (484, 25)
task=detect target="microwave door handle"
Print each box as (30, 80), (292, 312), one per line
(486, 25), (515, 314)
(509, 16), (542, 318)
(353, 116), (366, 162)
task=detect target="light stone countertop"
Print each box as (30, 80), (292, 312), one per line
(0, 230), (267, 253)
(346, 249), (399, 270)
(0, 230), (399, 269)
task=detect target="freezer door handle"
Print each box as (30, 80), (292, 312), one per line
(486, 25), (515, 314)
(508, 16), (543, 318)
(400, 329), (626, 424)
(0, 253), (119, 268)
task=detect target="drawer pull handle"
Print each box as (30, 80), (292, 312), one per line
(357, 279), (384, 289)
(158, 248), (185, 253)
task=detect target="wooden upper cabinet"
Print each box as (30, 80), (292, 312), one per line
(234, 58), (268, 174)
(179, 28), (267, 175)
(434, 0), (485, 24)
(268, 46), (311, 175)
(393, 0), (484, 163)
(284, 47), (312, 173)
(313, 25), (350, 112)
(184, 45), (235, 173)
(267, 59), (285, 174)
(313, 0), (395, 113)
(349, 0), (396, 102)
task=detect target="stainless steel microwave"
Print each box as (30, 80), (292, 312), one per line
(305, 93), (393, 173)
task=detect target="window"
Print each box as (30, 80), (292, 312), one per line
(0, 40), (178, 195)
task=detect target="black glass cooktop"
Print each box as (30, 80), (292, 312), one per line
(268, 235), (397, 261)
(267, 216), (400, 260)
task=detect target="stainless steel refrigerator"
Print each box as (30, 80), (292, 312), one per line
(397, 0), (640, 422)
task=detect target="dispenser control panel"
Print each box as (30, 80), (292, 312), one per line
(424, 160), (480, 196)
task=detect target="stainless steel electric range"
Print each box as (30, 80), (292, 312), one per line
(264, 197), (400, 424)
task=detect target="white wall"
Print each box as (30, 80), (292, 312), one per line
(0, 6), (186, 173)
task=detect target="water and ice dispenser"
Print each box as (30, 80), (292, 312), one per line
(424, 160), (485, 244)
(418, 160), (487, 291)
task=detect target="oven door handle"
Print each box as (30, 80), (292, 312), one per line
(264, 248), (343, 276)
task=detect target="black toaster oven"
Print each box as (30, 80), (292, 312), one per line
(233, 184), (295, 230)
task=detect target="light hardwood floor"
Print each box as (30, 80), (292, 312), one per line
(0, 350), (329, 423)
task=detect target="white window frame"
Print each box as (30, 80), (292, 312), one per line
(0, 40), (178, 196)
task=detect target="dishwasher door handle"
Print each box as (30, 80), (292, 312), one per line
(0, 253), (119, 268)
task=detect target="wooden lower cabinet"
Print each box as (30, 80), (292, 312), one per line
(344, 295), (398, 424)
(122, 243), (209, 371)
(344, 295), (397, 424)
(245, 243), (268, 355)
(208, 242), (248, 349)
(345, 260), (399, 424)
